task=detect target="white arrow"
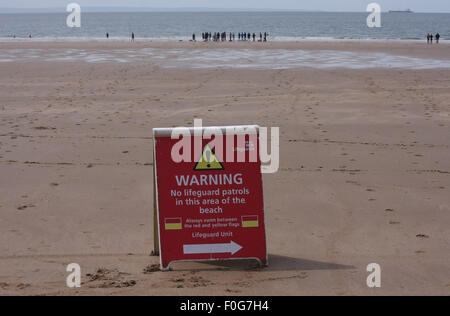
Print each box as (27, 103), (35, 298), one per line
(183, 241), (243, 255)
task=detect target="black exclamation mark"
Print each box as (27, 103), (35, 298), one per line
(206, 150), (211, 168)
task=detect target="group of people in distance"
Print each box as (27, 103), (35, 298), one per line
(106, 32), (267, 42)
(197, 32), (269, 42)
(427, 33), (440, 44)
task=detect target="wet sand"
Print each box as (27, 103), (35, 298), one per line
(0, 41), (449, 295)
(2, 40), (450, 58)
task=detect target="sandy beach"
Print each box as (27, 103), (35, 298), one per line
(0, 41), (449, 295)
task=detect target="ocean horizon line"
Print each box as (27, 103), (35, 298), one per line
(1, 8), (450, 14)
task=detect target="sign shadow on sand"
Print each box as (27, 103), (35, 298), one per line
(169, 254), (354, 272)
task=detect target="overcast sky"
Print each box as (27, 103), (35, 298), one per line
(1, 0), (450, 12)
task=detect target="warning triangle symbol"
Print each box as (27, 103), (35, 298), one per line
(194, 144), (224, 171)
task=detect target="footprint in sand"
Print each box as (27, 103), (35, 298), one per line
(188, 276), (213, 288)
(85, 268), (136, 288)
(143, 264), (160, 274)
(171, 278), (185, 287)
(17, 204), (36, 211)
(226, 288), (242, 293)
(17, 283), (31, 290)
(0, 283), (9, 290)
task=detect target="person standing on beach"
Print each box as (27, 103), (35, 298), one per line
(131, 32), (135, 42)
(436, 33), (440, 44)
(192, 33), (196, 42)
(106, 32), (109, 39)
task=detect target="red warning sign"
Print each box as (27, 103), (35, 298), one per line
(153, 126), (267, 270)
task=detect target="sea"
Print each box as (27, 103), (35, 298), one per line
(0, 11), (449, 42)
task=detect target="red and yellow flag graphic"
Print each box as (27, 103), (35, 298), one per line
(165, 218), (182, 230)
(242, 215), (259, 228)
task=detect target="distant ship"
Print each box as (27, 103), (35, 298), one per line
(388, 9), (414, 13)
